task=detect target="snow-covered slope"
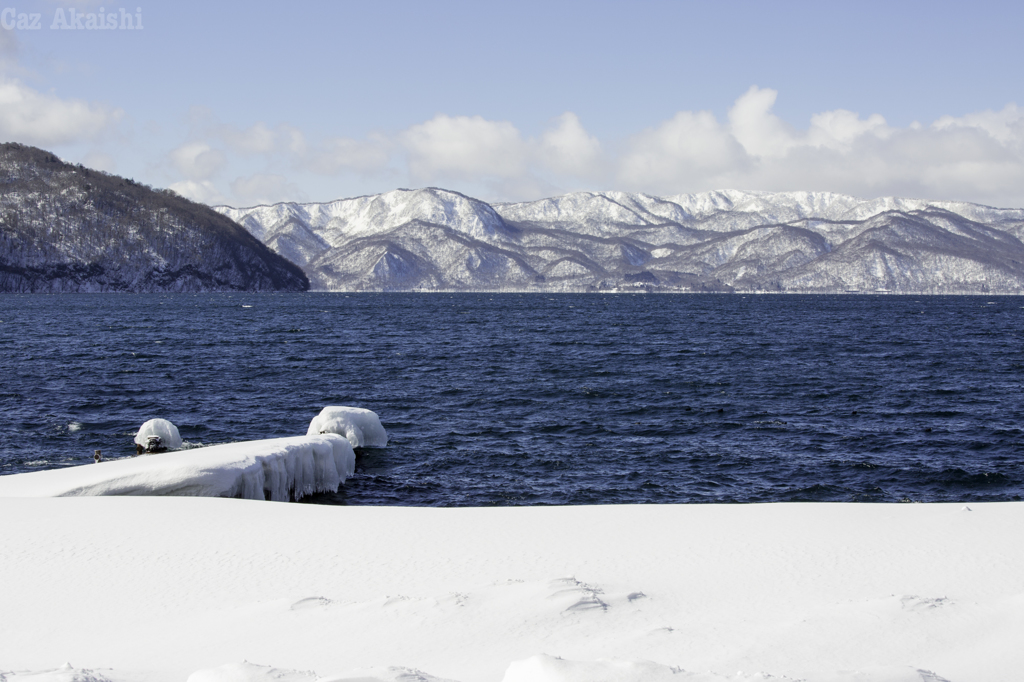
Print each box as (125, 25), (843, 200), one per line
(216, 188), (1024, 293)
(0, 143), (309, 293)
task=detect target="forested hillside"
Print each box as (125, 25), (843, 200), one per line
(0, 143), (308, 292)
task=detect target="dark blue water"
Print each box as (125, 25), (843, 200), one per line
(1, 293), (1022, 505)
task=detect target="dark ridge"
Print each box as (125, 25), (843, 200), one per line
(0, 142), (309, 292)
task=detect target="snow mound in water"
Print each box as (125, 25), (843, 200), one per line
(134, 418), (183, 450)
(0, 434), (355, 502)
(307, 406), (387, 448)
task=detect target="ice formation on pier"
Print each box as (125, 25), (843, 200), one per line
(0, 434), (355, 502)
(307, 406), (388, 448)
(134, 418), (183, 450)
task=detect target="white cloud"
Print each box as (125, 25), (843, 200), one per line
(401, 114), (528, 182)
(169, 141), (226, 180)
(158, 89), (1024, 209)
(612, 87), (1024, 206)
(220, 122), (277, 155)
(807, 109), (889, 151)
(727, 85), (797, 158)
(166, 111), (606, 204)
(932, 104), (1024, 149)
(617, 110), (747, 191)
(168, 179), (226, 205)
(392, 112), (616, 199)
(539, 112), (603, 179)
(205, 121), (390, 176)
(0, 76), (121, 147)
(281, 125), (307, 157)
(230, 173), (307, 206)
(301, 134), (391, 175)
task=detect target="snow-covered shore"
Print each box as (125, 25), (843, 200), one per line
(1, 498), (1021, 682)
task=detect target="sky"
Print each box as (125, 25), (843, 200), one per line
(1, 0), (1023, 208)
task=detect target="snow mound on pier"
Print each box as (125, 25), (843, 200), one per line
(133, 418), (183, 450)
(0, 434), (354, 502)
(307, 406), (388, 448)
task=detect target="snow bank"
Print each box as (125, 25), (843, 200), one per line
(186, 662), (317, 682)
(186, 662), (459, 682)
(501, 655), (853, 681)
(0, 434), (354, 502)
(502, 656), (682, 682)
(0, 663), (123, 682)
(134, 418), (183, 450)
(1, 500), (1021, 682)
(307, 406), (387, 448)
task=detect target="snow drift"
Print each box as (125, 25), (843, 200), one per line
(0, 434), (355, 502)
(1, 500), (1021, 681)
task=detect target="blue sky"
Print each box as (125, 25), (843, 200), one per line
(2, 0), (1023, 207)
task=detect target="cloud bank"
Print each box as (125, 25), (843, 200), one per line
(1, 74), (1020, 208)
(170, 86), (1024, 207)
(0, 76), (121, 147)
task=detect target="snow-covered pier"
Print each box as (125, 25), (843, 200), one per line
(0, 406), (386, 502)
(0, 434), (356, 501)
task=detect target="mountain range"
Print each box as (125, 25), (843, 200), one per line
(4, 141), (1024, 295)
(216, 187), (1024, 294)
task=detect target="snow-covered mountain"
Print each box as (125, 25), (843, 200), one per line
(0, 143), (308, 293)
(216, 187), (1024, 293)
